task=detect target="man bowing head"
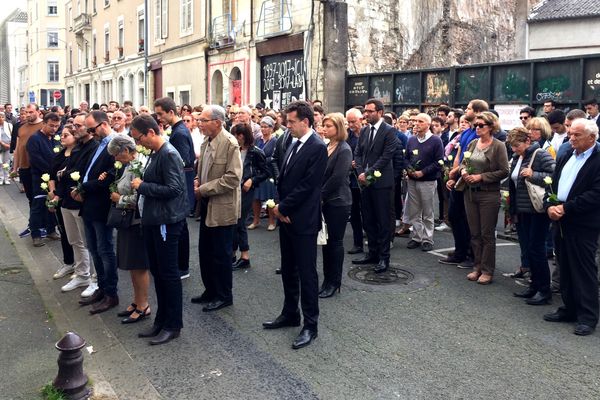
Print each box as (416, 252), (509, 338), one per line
(264, 101), (328, 349)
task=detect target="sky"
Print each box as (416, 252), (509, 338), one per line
(0, 0), (27, 23)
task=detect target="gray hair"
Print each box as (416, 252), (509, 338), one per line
(345, 108), (362, 119)
(107, 134), (136, 156)
(0, 112), (5, 118)
(260, 116), (275, 127)
(204, 105), (226, 123)
(572, 118), (599, 140)
(239, 106), (252, 115)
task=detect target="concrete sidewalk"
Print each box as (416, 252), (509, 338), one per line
(0, 220), (58, 399)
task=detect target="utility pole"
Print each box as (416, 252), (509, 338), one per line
(144, 0), (149, 106)
(322, 0), (348, 113)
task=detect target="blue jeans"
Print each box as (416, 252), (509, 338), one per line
(30, 196), (56, 238)
(84, 219), (117, 296)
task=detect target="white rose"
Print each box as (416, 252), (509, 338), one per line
(266, 199), (276, 208)
(41, 173), (50, 182)
(70, 171), (81, 181)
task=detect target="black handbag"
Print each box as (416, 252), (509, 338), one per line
(106, 205), (136, 229)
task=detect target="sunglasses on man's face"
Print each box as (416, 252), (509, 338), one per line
(87, 122), (103, 134)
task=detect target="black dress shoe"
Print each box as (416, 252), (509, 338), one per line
(292, 328), (318, 349)
(262, 314), (301, 329)
(149, 329), (180, 345)
(202, 299), (233, 312)
(347, 246), (364, 255)
(232, 258), (251, 270)
(513, 287), (537, 298)
(122, 306), (150, 324)
(318, 285), (340, 298)
(89, 295), (119, 315)
(406, 240), (420, 249)
(79, 289), (104, 306)
(138, 325), (162, 338)
(574, 324), (595, 336)
(275, 268), (282, 274)
(373, 259), (389, 274)
(352, 254), (378, 265)
(191, 292), (213, 304)
(543, 311), (576, 323)
(526, 292), (552, 305)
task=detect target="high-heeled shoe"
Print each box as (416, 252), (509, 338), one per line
(122, 305), (151, 324)
(318, 285), (340, 298)
(117, 303), (137, 317)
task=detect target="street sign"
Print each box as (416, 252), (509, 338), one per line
(53, 90), (62, 100)
(29, 91), (35, 103)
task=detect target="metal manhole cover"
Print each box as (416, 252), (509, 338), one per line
(348, 265), (414, 285)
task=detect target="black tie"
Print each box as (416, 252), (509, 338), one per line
(284, 140), (301, 174)
(368, 126), (375, 149)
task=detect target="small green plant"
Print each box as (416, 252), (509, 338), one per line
(41, 382), (66, 400)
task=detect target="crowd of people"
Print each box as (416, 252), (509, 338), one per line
(1, 94), (600, 348)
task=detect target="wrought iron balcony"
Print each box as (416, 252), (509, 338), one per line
(256, 0), (292, 38)
(73, 13), (91, 35)
(209, 14), (235, 49)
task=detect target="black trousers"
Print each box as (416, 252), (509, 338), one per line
(361, 186), (392, 261)
(144, 220), (184, 331)
(177, 219), (190, 272)
(54, 205), (74, 265)
(556, 226), (599, 327)
(349, 187), (363, 248)
(280, 223), (319, 329)
(515, 212), (550, 293)
(18, 168), (32, 205)
(448, 189), (471, 260)
(233, 189), (255, 253)
(198, 199), (234, 302)
(322, 203), (350, 288)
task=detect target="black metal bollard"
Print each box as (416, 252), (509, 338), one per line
(53, 331), (90, 400)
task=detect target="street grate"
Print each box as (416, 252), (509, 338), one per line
(348, 265), (414, 285)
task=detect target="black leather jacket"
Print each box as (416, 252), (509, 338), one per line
(241, 146), (269, 189)
(137, 141), (188, 226)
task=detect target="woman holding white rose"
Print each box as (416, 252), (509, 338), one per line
(507, 127), (555, 304)
(319, 113), (352, 298)
(105, 134), (151, 324)
(456, 112), (509, 284)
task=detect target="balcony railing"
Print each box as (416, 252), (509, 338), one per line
(209, 14), (235, 49)
(256, 0), (292, 38)
(73, 13), (92, 35)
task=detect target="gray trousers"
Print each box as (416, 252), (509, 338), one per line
(61, 207), (93, 278)
(406, 179), (436, 245)
(464, 190), (500, 275)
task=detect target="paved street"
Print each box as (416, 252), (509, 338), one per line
(1, 182), (600, 400)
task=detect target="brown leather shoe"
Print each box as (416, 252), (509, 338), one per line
(90, 295), (119, 314)
(78, 289), (104, 306)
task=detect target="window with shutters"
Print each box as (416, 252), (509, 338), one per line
(180, 0), (192, 36)
(48, 0), (58, 15)
(154, 0), (168, 42)
(48, 61), (59, 82)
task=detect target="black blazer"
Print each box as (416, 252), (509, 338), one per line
(354, 121), (398, 189)
(79, 146), (115, 222)
(270, 128), (292, 182)
(321, 141), (352, 207)
(278, 132), (328, 236)
(544, 142), (600, 231)
(241, 146), (269, 189)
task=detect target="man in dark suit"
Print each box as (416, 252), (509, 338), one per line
(71, 110), (118, 314)
(583, 98), (600, 137)
(543, 119), (600, 336)
(345, 107), (364, 254)
(352, 99), (398, 273)
(263, 101), (327, 349)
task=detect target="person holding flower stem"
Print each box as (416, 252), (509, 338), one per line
(456, 111), (509, 285)
(542, 119), (600, 336)
(404, 113), (444, 252)
(26, 112), (62, 247)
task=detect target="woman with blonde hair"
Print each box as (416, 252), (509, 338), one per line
(527, 117), (555, 158)
(319, 113), (353, 298)
(456, 111), (509, 284)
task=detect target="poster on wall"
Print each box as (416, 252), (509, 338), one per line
(260, 51), (306, 111)
(494, 104), (528, 131)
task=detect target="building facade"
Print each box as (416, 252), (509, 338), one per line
(0, 9), (28, 106)
(27, 0), (67, 108)
(64, 0), (147, 107)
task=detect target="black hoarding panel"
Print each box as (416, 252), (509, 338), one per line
(346, 76), (369, 107)
(534, 60), (580, 102)
(260, 51), (305, 111)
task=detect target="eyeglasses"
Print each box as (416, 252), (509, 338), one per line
(87, 122), (103, 134)
(474, 123), (489, 129)
(520, 116), (530, 120)
(363, 109), (377, 114)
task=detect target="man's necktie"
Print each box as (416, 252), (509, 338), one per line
(367, 126), (375, 150)
(284, 140), (302, 175)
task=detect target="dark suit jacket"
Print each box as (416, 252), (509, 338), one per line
(354, 121), (398, 189)
(169, 120), (195, 168)
(321, 141), (352, 207)
(26, 131), (55, 195)
(270, 128), (292, 182)
(278, 132), (327, 236)
(544, 142), (600, 231)
(80, 146), (115, 222)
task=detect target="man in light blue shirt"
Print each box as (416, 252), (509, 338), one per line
(544, 119), (600, 336)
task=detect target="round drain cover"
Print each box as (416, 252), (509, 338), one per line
(348, 265), (414, 285)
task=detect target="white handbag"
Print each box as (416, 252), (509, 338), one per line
(317, 214), (328, 245)
(524, 149), (546, 213)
